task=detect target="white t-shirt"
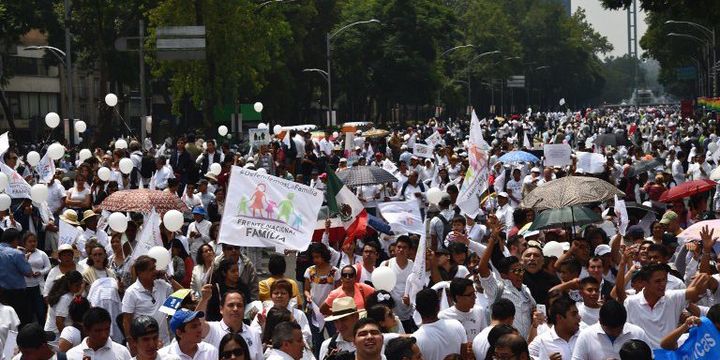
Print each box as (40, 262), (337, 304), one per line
(438, 305), (486, 342)
(624, 289), (687, 349)
(505, 178), (523, 207)
(383, 258), (414, 320)
(577, 303), (600, 326)
(121, 279), (173, 346)
(571, 322), (650, 360)
(0, 304), (19, 355)
(412, 319), (467, 360)
(472, 325), (495, 360)
(66, 186), (90, 204)
(45, 293), (74, 334)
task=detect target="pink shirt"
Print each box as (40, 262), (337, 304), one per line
(324, 283), (375, 310)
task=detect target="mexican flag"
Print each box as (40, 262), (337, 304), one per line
(326, 167), (368, 243)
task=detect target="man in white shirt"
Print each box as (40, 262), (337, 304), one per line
(266, 322), (305, 360)
(318, 297), (362, 360)
(78, 210), (110, 257)
(122, 256), (178, 347)
(671, 151), (686, 185)
(412, 288), (468, 360)
(472, 298), (516, 360)
(429, 194), (454, 250)
(66, 307), (131, 360)
(572, 300), (649, 360)
(505, 168), (523, 208)
(158, 309), (218, 360)
(197, 286), (263, 360)
(380, 237), (414, 332)
(186, 207), (212, 259)
(494, 192), (515, 232)
(152, 156), (175, 190)
(353, 318), (385, 360)
(439, 278), (485, 342)
(528, 296), (580, 359)
(622, 263), (708, 349)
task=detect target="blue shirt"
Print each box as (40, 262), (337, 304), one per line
(0, 243), (32, 290)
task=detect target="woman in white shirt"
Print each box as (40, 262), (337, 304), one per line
(190, 243), (215, 300)
(58, 296), (90, 352)
(64, 174), (92, 212)
(22, 232), (51, 326)
(45, 270), (83, 336)
(81, 244), (115, 291)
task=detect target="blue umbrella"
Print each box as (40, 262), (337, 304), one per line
(498, 150), (539, 163)
(367, 214), (392, 235)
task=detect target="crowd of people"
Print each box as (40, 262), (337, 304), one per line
(1, 105), (719, 360)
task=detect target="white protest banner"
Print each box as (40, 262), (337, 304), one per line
(0, 132), (8, 157)
(413, 143), (434, 158)
(614, 195), (629, 236)
(377, 200), (424, 236)
(59, 219), (81, 246)
(219, 166), (323, 251)
(456, 115), (490, 217)
(543, 144), (572, 167)
(0, 162), (30, 199)
(382, 159), (397, 174)
(248, 128), (271, 147)
(129, 209), (162, 263)
(36, 152), (55, 184)
(425, 132), (442, 148)
(575, 152), (606, 174)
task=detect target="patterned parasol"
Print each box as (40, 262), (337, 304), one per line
(336, 166), (398, 187)
(98, 189), (189, 214)
(521, 176), (624, 210)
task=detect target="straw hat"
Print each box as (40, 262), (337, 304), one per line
(325, 297), (366, 321)
(59, 209), (80, 226)
(81, 210), (98, 223)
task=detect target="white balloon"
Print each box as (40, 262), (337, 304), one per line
(163, 209), (184, 232)
(147, 246), (171, 269)
(273, 125), (282, 135)
(257, 123), (268, 130)
(119, 158), (133, 174)
(426, 187), (444, 205)
(108, 212), (128, 233)
(256, 168), (267, 175)
(0, 173), (8, 192)
(97, 167), (111, 181)
(79, 149), (92, 162)
(371, 266), (397, 292)
(45, 112), (61, 128)
(30, 184), (48, 203)
(332, 131), (339, 138)
(115, 139), (128, 150)
(209, 163), (222, 176)
(0, 194), (10, 211)
(218, 125), (229, 137)
(75, 120), (87, 133)
(47, 143), (65, 160)
(105, 93), (118, 107)
(26, 151), (41, 167)
(253, 102), (264, 113)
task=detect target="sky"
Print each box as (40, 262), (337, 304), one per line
(574, 0), (649, 59)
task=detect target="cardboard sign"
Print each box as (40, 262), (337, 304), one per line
(248, 128), (270, 147)
(413, 143), (434, 158)
(543, 144), (572, 167)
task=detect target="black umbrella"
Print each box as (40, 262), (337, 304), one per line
(594, 133), (629, 147)
(606, 201), (658, 221)
(336, 166), (398, 187)
(528, 206), (602, 231)
(627, 159), (662, 177)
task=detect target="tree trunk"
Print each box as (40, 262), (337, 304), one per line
(0, 56), (18, 137)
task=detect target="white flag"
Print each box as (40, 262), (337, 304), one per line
(59, 219), (82, 246)
(614, 195), (629, 236)
(0, 162), (30, 199)
(523, 133), (531, 149)
(129, 209), (162, 263)
(456, 115), (490, 217)
(378, 200), (424, 236)
(0, 132), (8, 157)
(36, 152), (55, 184)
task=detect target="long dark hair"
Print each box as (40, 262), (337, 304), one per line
(218, 333), (251, 360)
(195, 243), (214, 266)
(170, 238), (189, 259)
(262, 307), (291, 345)
(48, 271), (83, 306)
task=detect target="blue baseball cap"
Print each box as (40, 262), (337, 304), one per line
(169, 309), (204, 334)
(191, 206), (207, 217)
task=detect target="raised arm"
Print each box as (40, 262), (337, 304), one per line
(478, 215), (501, 278)
(660, 316), (701, 350)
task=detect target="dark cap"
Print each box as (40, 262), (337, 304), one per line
(17, 323), (55, 349)
(130, 315), (159, 339)
(384, 337), (417, 360)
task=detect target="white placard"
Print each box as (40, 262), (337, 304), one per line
(575, 152), (606, 174)
(543, 144), (572, 167)
(413, 143), (434, 158)
(248, 128), (270, 147)
(425, 132), (443, 148)
(59, 219), (81, 246)
(219, 166), (324, 251)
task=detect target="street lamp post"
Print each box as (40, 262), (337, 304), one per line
(667, 20), (716, 97)
(668, 32), (712, 96)
(440, 45), (474, 115)
(326, 19), (380, 127)
(533, 65), (550, 110)
(467, 50), (501, 114)
(25, 45), (72, 138)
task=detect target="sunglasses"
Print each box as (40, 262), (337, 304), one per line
(220, 348), (245, 360)
(341, 273), (355, 279)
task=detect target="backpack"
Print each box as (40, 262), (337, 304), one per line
(433, 212), (452, 248)
(325, 334), (355, 360)
(140, 154), (155, 178)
